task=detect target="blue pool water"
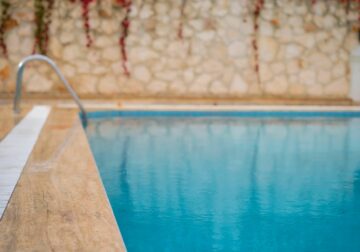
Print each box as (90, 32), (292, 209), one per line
(85, 111), (360, 252)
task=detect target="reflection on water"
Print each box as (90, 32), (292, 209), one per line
(86, 117), (360, 252)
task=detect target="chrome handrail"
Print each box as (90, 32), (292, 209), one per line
(13, 54), (87, 124)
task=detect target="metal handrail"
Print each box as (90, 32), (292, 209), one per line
(13, 54), (87, 124)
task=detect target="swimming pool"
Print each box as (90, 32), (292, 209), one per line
(85, 110), (360, 251)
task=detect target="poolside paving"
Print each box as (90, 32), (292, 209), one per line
(0, 106), (125, 251)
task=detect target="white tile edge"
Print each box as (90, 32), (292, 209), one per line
(0, 105), (51, 219)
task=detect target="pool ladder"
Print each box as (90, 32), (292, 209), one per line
(13, 54), (87, 124)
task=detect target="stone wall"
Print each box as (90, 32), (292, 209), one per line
(0, 0), (359, 100)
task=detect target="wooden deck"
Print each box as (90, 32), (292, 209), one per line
(0, 106), (126, 251)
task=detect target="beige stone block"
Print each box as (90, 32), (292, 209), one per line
(271, 62), (285, 75)
(183, 69), (194, 84)
(98, 75), (120, 95)
(265, 75), (288, 95)
(169, 80), (187, 95)
(133, 65), (151, 83)
(26, 73), (54, 92)
(189, 19), (204, 31)
(155, 24), (170, 37)
(289, 84), (306, 97)
(332, 62), (347, 79)
(102, 46), (119, 61)
(344, 32), (358, 52)
(285, 44), (304, 59)
(319, 39), (341, 54)
(75, 61), (91, 74)
(313, 2), (327, 15)
(153, 38), (167, 51)
(18, 23), (32, 36)
(95, 36), (113, 48)
(63, 44), (80, 61)
(155, 70), (178, 82)
(225, 16), (242, 30)
(155, 2), (168, 15)
(322, 15), (337, 29)
(20, 37), (32, 55)
(202, 59), (223, 73)
(259, 64), (273, 82)
(48, 37), (63, 58)
(288, 16), (303, 28)
(62, 64), (76, 78)
(147, 80), (168, 94)
(129, 47), (158, 62)
(287, 60), (301, 75)
(296, 34), (316, 49)
(6, 31), (20, 54)
(318, 70), (332, 85)
(140, 5), (154, 19)
(228, 41), (247, 58)
(307, 85), (323, 97)
(259, 37), (279, 62)
(60, 31), (75, 44)
(300, 70), (317, 86)
(197, 31), (215, 42)
(74, 75), (98, 94)
(274, 27), (292, 43)
(210, 80), (228, 95)
(324, 78), (348, 97)
(193, 74), (213, 88)
(307, 52), (332, 70)
(187, 55), (202, 67)
(120, 80), (145, 95)
(86, 50), (101, 64)
(230, 74), (248, 94)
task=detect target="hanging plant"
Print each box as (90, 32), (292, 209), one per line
(251, 0), (264, 85)
(0, 0), (10, 58)
(33, 0), (54, 55)
(81, 0), (94, 47)
(69, 0), (94, 47)
(178, 0), (187, 39)
(116, 0), (132, 76)
(43, 0), (54, 52)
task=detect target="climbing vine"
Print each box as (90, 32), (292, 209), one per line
(80, 0), (94, 47)
(116, 0), (132, 76)
(0, 0), (10, 57)
(33, 0), (55, 55)
(178, 0), (187, 40)
(68, 0), (94, 47)
(251, 0), (264, 86)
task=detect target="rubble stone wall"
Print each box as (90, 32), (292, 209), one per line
(0, 0), (359, 100)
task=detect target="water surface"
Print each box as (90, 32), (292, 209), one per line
(86, 115), (360, 251)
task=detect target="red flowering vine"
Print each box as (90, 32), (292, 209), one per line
(33, 0), (55, 55)
(117, 0), (132, 76)
(68, 0), (94, 47)
(0, 0), (10, 58)
(178, 0), (187, 39)
(81, 0), (94, 47)
(251, 0), (264, 85)
(43, 0), (54, 52)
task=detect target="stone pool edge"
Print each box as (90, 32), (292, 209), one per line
(0, 107), (126, 251)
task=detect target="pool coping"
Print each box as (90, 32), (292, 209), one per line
(0, 106), (126, 251)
